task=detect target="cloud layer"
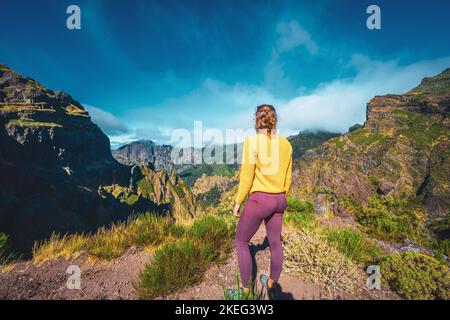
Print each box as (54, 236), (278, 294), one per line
(84, 20), (450, 148)
(114, 54), (450, 146)
(279, 55), (450, 133)
(84, 104), (129, 135)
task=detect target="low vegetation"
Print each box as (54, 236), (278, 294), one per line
(0, 233), (12, 266)
(356, 195), (428, 245)
(380, 251), (450, 300)
(6, 119), (62, 128)
(223, 275), (261, 300)
(324, 227), (384, 264)
(179, 164), (237, 187)
(33, 213), (183, 263)
(134, 215), (235, 299)
(391, 110), (448, 147)
(429, 239), (450, 262)
(348, 128), (389, 147)
(284, 197), (317, 230)
(283, 230), (360, 296)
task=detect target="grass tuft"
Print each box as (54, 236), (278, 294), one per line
(33, 213), (180, 263)
(284, 197), (317, 230)
(0, 233), (14, 266)
(324, 227), (385, 264)
(134, 215), (234, 299)
(134, 239), (205, 298)
(283, 229), (360, 296)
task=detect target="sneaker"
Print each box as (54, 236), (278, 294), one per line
(226, 288), (244, 300)
(259, 274), (280, 300)
(260, 274), (270, 290)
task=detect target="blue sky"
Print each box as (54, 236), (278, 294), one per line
(1, 0), (450, 148)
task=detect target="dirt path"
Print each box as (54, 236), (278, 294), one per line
(0, 225), (399, 300)
(166, 224), (323, 300)
(0, 247), (151, 300)
(166, 225), (398, 300)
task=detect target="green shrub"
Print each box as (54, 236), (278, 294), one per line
(324, 227), (385, 264)
(134, 239), (205, 299)
(189, 215), (233, 262)
(134, 215), (234, 299)
(356, 196), (428, 244)
(380, 251), (450, 300)
(128, 214), (184, 246)
(284, 197), (317, 230)
(189, 215), (231, 246)
(197, 186), (222, 206)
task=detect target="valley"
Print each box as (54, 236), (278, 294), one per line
(0, 65), (449, 300)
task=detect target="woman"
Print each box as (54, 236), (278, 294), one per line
(231, 104), (292, 299)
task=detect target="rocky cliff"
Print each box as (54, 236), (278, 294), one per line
(113, 140), (179, 172)
(288, 130), (340, 159)
(292, 69), (450, 239)
(0, 65), (196, 253)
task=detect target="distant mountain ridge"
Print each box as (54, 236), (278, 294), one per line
(113, 129), (340, 186)
(113, 139), (177, 171)
(288, 130), (340, 159)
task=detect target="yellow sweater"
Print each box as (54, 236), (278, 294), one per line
(235, 134), (293, 204)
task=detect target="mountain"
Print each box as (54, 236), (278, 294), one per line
(0, 65), (196, 253)
(292, 69), (450, 239)
(288, 130), (340, 159)
(113, 139), (240, 186)
(113, 140), (178, 171)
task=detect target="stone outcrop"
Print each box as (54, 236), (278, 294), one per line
(292, 69), (450, 230)
(0, 64), (196, 254)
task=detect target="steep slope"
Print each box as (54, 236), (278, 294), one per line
(113, 140), (178, 172)
(113, 139), (240, 186)
(292, 69), (450, 239)
(288, 130), (340, 159)
(0, 65), (196, 254)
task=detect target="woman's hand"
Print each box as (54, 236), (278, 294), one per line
(232, 203), (241, 217)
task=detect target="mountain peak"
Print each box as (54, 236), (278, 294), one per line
(407, 67), (450, 98)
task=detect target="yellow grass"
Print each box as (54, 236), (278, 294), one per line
(32, 213), (184, 264)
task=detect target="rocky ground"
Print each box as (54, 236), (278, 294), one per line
(0, 248), (152, 300)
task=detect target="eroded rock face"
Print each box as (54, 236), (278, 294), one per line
(113, 140), (176, 171)
(292, 69), (450, 225)
(0, 64), (115, 177)
(0, 65), (197, 254)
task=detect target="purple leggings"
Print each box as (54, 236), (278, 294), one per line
(235, 192), (287, 288)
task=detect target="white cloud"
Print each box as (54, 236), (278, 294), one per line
(124, 79), (283, 143)
(278, 55), (450, 133)
(276, 21), (318, 54)
(265, 21), (318, 97)
(120, 55), (450, 146)
(84, 104), (129, 135)
(93, 18), (450, 146)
